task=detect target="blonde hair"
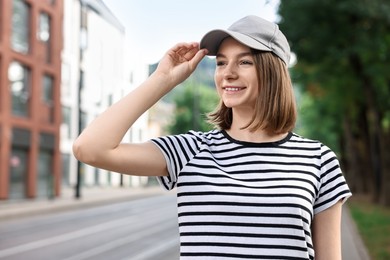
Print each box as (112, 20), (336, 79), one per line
(207, 51), (297, 134)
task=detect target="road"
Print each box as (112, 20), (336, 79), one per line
(0, 193), (179, 260)
(0, 191), (369, 260)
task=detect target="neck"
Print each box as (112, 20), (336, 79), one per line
(228, 109), (288, 143)
(227, 127), (288, 143)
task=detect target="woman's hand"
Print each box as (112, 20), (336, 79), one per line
(154, 42), (208, 88)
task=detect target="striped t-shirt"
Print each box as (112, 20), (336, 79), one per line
(151, 130), (352, 260)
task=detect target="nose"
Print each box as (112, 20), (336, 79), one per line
(223, 63), (238, 80)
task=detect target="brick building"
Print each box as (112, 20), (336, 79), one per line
(0, 0), (63, 199)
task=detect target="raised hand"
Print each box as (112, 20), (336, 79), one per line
(155, 42), (208, 88)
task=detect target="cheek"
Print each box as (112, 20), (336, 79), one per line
(214, 73), (223, 95)
(250, 75), (260, 95)
(253, 84), (260, 95)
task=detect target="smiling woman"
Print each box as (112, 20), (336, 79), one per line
(210, 38), (296, 135)
(73, 15), (352, 260)
(215, 40), (259, 110)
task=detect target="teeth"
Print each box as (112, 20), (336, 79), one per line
(225, 87), (240, 91)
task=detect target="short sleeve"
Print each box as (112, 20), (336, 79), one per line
(313, 144), (352, 215)
(151, 131), (201, 190)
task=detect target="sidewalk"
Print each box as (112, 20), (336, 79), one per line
(0, 186), (166, 221)
(0, 186), (371, 260)
(341, 206), (371, 260)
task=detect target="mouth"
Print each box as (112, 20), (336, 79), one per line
(222, 86), (246, 92)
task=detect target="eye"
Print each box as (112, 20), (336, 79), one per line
(240, 60), (253, 65)
(216, 60), (226, 67)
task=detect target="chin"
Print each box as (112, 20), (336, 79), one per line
(223, 102), (234, 108)
(223, 99), (239, 108)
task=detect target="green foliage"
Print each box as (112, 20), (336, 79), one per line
(167, 82), (219, 134)
(149, 57), (216, 103)
(155, 56), (219, 134)
(279, 0), (390, 147)
(295, 86), (342, 153)
(349, 199), (390, 259)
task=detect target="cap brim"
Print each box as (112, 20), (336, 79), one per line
(200, 29), (271, 56)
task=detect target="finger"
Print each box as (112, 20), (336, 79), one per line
(178, 43), (200, 57)
(171, 42), (199, 53)
(183, 46), (200, 61)
(189, 49), (208, 70)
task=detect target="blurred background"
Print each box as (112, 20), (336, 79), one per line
(0, 0), (389, 259)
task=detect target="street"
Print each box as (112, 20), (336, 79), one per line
(0, 191), (369, 260)
(0, 193), (179, 260)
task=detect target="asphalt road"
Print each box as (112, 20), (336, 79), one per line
(0, 191), (370, 260)
(0, 193), (179, 260)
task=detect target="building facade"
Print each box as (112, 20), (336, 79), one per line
(0, 0), (63, 199)
(0, 0), (150, 201)
(61, 0), (149, 190)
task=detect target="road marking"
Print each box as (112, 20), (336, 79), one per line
(0, 207), (173, 259)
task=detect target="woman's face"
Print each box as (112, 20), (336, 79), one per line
(214, 37), (259, 110)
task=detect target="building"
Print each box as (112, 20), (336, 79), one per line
(0, 0), (150, 201)
(0, 0), (63, 199)
(61, 0), (149, 190)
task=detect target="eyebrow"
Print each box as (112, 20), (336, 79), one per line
(216, 51), (253, 59)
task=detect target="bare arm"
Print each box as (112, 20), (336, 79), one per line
(311, 200), (343, 260)
(73, 42), (207, 176)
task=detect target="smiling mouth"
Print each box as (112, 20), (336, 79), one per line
(223, 87), (246, 92)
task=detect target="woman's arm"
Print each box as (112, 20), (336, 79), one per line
(72, 42), (207, 176)
(311, 200), (343, 260)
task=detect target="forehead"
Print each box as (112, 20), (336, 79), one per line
(217, 37), (252, 56)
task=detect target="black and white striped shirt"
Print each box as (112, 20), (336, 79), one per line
(151, 130), (351, 259)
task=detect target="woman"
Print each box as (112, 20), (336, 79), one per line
(73, 15), (351, 259)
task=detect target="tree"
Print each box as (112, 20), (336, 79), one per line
(279, 0), (390, 205)
(167, 82), (219, 134)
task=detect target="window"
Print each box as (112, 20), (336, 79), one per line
(61, 62), (71, 97)
(80, 111), (87, 131)
(9, 128), (31, 199)
(38, 12), (50, 42)
(37, 133), (55, 198)
(9, 147), (28, 200)
(37, 149), (53, 198)
(62, 106), (72, 138)
(11, 0), (30, 54)
(41, 74), (54, 123)
(80, 8), (88, 51)
(8, 61), (30, 117)
(42, 74), (53, 104)
(38, 12), (51, 63)
(61, 153), (70, 187)
(108, 94), (113, 106)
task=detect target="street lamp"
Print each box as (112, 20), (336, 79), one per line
(75, 0), (88, 199)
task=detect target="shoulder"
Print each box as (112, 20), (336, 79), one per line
(187, 129), (224, 142)
(290, 132), (320, 144)
(151, 129), (224, 151)
(289, 133), (339, 163)
(286, 132), (323, 152)
(290, 132), (334, 149)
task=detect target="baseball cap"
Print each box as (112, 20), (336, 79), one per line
(200, 15), (290, 65)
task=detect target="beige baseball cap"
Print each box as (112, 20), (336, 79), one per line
(200, 15), (290, 65)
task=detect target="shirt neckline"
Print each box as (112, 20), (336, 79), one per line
(221, 130), (293, 147)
